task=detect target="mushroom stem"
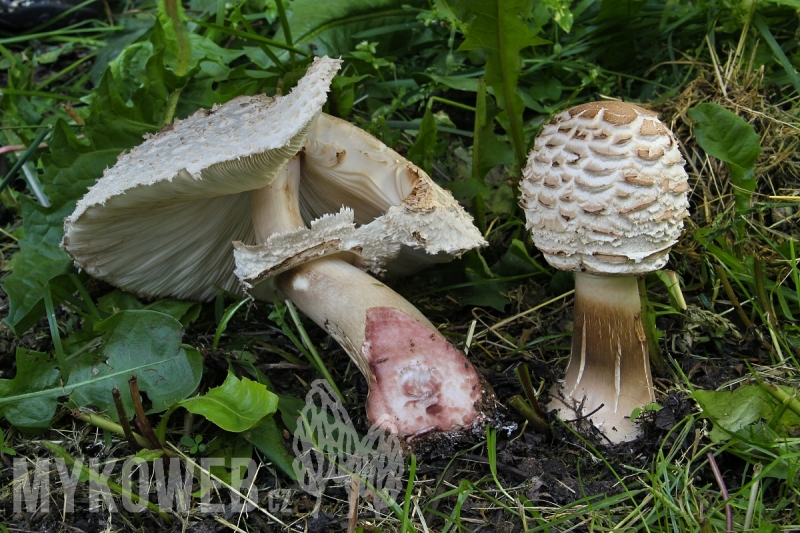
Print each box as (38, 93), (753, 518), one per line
(251, 156), (305, 242)
(276, 258), (434, 374)
(250, 160), (487, 440)
(549, 272), (654, 443)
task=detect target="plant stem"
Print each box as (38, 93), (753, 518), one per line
(72, 410), (153, 450)
(515, 363), (546, 419)
(111, 388), (140, 450)
(162, 88), (182, 127)
(638, 277), (667, 374)
(128, 376), (162, 449)
(347, 475), (359, 533)
(472, 79), (488, 234)
(42, 440), (171, 521)
(744, 463), (762, 531)
(0, 126), (50, 198)
(493, 2), (525, 170)
(284, 299), (343, 400)
(754, 256), (778, 329)
(43, 285), (67, 382)
(714, 264), (754, 328)
(508, 396), (550, 436)
(759, 382), (800, 418)
(706, 451), (733, 532)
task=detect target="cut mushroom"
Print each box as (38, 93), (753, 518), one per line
(63, 57), (497, 449)
(234, 115), (499, 447)
(520, 101), (690, 443)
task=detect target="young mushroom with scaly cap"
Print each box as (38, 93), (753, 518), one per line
(63, 57), (499, 451)
(520, 101), (690, 443)
(234, 114), (501, 449)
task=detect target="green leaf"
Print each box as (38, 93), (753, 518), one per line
(407, 107), (444, 174)
(157, 0), (192, 76)
(180, 373), (279, 432)
(687, 103), (761, 171)
(456, 0), (546, 168)
(330, 74), (370, 118)
(0, 349), (62, 431)
(687, 103), (761, 220)
(97, 289), (201, 325)
(492, 239), (549, 278)
(277, 395), (306, 435)
(425, 73), (480, 93)
(3, 28), (183, 335)
(97, 290), (143, 314)
(202, 432), (253, 485)
(68, 310), (202, 419)
(460, 250), (510, 311)
(88, 19), (153, 84)
(0, 428), (17, 456)
(2, 117), (122, 332)
(41, 120), (117, 208)
(84, 52), (168, 149)
(2, 200), (75, 334)
(281, 0), (422, 57)
(447, 178), (491, 201)
(540, 0), (574, 32)
(108, 42), (155, 105)
(694, 385), (800, 443)
(473, 78), (512, 183)
(245, 417), (297, 479)
(0, 310), (200, 430)
(594, 0), (646, 23)
(213, 297), (250, 350)
(753, 14), (800, 95)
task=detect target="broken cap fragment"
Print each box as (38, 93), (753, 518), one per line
(233, 112), (487, 288)
(61, 56), (342, 301)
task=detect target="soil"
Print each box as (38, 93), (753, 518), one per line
(0, 275), (769, 532)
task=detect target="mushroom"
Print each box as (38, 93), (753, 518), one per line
(63, 56), (498, 447)
(234, 114), (499, 445)
(519, 101), (690, 442)
(62, 56), (343, 301)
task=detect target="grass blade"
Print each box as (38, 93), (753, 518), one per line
(753, 14), (800, 95)
(43, 285), (67, 381)
(212, 297), (250, 350)
(0, 126), (50, 197)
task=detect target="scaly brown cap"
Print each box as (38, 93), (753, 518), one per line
(520, 101), (690, 275)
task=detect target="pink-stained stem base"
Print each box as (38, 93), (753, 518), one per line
(364, 307), (482, 437)
(277, 257), (491, 442)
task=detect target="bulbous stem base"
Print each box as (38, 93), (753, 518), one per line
(549, 273), (654, 443)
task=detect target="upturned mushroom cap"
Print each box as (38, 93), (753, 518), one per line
(520, 101), (690, 275)
(61, 57), (342, 300)
(233, 113), (487, 293)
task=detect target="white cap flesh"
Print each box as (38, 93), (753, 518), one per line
(62, 57), (342, 301)
(520, 101), (690, 275)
